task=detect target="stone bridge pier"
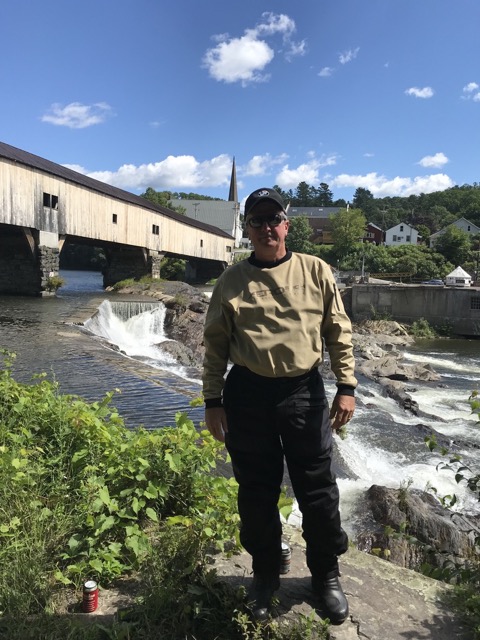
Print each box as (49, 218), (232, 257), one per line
(103, 247), (164, 287)
(0, 226), (60, 296)
(185, 258), (227, 283)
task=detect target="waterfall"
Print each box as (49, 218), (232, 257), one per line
(83, 299), (177, 365)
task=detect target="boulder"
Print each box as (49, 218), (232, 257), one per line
(356, 485), (479, 575)
(358, 355), (441, 382)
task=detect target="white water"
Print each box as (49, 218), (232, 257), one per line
(83, 300), (201, 383)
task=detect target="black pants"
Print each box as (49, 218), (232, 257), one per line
(223, 365), (348, 577)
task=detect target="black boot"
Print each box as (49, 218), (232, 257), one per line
(247, 573), (280, 622)
(312, 574), (349, 625)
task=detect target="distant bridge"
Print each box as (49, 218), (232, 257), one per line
(0, 141), (234, 295)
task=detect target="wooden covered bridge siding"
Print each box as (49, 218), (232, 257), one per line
(0, 143), (233, 295)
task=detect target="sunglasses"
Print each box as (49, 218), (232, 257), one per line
(247, 213), (286, 228)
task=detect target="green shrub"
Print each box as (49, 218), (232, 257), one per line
(410, 318), (437, 338)
(0, 350), (318, 639)
(45, 275), (65, 292)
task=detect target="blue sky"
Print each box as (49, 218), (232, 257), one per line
(1, 0), (479, 207)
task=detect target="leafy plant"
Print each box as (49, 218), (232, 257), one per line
(45, 275), (65, 292)
(409, 318), (437, 338)
(0, 350), (322, 640)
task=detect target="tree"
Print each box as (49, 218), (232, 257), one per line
(293, 181), (315, 206)
(434, 226), (472, 266)
(287, 216), (314, 254)
(330, 208), (366, 259)
(140, 188), (190, 214)
(314, 183), (333, 206)
(352, 188), (375, 215)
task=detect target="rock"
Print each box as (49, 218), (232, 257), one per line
(356, 485), (479, 574)
(158, 340), (198, 367)
(377, 378), (420, 414)
(210, 524), (471, 639)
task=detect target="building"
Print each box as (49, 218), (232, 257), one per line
(385, 222), (419, 246)
(169, 157), (242, 246)
(284, 206), (342, 245)
(429, 217), (480, 248)
(445, 266), (473, 287)
(364, 222), (384, 245)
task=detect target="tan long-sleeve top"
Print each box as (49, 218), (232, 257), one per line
(202, 252), (357, 400)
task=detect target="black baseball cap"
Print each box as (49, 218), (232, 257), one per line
(244, 188), (287, 218)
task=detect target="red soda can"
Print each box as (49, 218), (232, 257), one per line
(82, 580), (99, 612)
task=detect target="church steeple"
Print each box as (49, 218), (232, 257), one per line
(228, 156), (238, 202)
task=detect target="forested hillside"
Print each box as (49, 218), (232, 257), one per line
(274, 181), (480, 237)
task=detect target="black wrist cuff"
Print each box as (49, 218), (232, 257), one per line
(336, 384), (356, 397)
(205, 397), (223, 409)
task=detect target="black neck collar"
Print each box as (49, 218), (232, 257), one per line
(248, 250), (292, 269)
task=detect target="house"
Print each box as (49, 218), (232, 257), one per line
(384, 222), (419, 246)
(429, 217), (480, 248)
(286, 206), (342, 245)
(445, 266), (472, 287)
(364, 222), (384, 245)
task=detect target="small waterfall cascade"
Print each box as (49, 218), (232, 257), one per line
(83, 300), (171, 360)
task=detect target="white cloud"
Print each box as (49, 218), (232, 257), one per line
(463, 82), (479, 93)
(74, 154), (234, 191)
(318, 66), (333, 77)
(41, 102), (113, 128)
(405, 87), (434, 99)
(275, 154), (338, 189)
(203, 13), (304, 85)
(339, 47), (359, 64)
(363, 152), (375, 158)
(461, 81), (480, 101)
(242, 153), (288, 176)
(203, 36), (274, 85)
(418, 152), (448, 168)
(330, 172), (454, 197)
(285, 39), (307, 61)
(62, 152), (455, 201)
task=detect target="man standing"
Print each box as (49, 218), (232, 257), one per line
(202, 188), (356, 624)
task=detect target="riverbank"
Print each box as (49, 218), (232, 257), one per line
(80, 523), (471, 640)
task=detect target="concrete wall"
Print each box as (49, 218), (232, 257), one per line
(351, 284), (480, 336)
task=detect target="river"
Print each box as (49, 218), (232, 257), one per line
(0, 270), (479, 537)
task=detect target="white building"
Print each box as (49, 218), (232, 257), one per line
(384, 222), (419, 246)
(169, 199), (241, 246)
(445, 266), (472, 287)
(429, 217), (480, 248)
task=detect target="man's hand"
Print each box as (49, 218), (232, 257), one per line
(205, 407), (228, 443)
(329, 394), (355, 433)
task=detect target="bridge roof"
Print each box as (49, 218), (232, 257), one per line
(0, 141), (232, 239)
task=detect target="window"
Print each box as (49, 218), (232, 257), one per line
(112, 214), (118, 224)
(200, 239), (204, 247)
(392, 235), (397, 241)
(226, 246), (232, 252)
(43, 192), (59, 209)
(471, 297), (480, 310)
(152, 224), (159, 235)
(406, 235), (411, 242)
(400, 225), (404, 232)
